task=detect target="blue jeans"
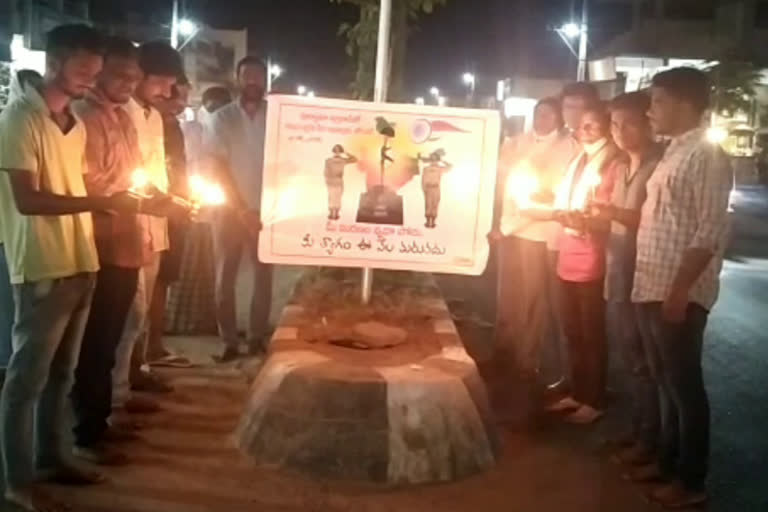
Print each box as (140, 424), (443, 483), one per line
(0, 246), (13, 367)
(607, 300), (659, 450)
(0, 273), (96, 488)
(635, 302), (710, 491)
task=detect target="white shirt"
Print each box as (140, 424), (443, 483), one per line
(126, 97), (169, 253)
(632, 128), (733, 310)
(498, 129), (579, 247)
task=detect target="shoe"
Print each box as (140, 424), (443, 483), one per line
(131, 371), (173, 393)
(39, 462), (106, 486)
(564, 405), (604, 424)
(612, 443), (654, 466)
(623, 462), (665, 483)
(649, 481), (708, 509)
(149, 354), (193, 368)
(545, 396), (582, 412)
(215, 346), (242, 363)
(73, 443), (128, 466)
(123, 395), (162, 414)
(102, 425), (141, 443)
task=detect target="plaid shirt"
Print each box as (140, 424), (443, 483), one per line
(632, 128), (733, 310)
(74, 92), (152, 268)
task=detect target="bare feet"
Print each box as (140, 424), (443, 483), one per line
(4, 485), (69, 512)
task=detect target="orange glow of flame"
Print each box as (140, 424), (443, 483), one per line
(188, 174), (227, 206)
(505, 161), (540, 209)
(130, 168), (150, 193)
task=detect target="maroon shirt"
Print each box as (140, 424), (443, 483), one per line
(74, 90), (152, 268)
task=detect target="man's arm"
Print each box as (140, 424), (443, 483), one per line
(664, 147), (732, 322)
(7, 170), (138, 215)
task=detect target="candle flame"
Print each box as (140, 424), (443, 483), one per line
(130, 168), (150, 192)
(505, 161), (540, 209)
(188, 174), (227, 206)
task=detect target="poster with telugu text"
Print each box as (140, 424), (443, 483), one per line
(259, 95), (501, 275)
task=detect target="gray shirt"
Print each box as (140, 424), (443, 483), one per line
(204, 100), (266, 209)
(605, 143), (664, 302)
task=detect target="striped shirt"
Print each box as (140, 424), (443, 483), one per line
(632, 128), (733, 310)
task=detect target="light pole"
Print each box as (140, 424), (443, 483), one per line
(171, 0), (200, 50)
(555, 0), (589, 81)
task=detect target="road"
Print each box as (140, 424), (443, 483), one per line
(438, 184), (768, 511)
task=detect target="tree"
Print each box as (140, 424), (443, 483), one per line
(330, 0), (449, 101)
(707, 60), (761, 119)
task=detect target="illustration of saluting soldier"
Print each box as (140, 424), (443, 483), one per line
(324, 144), (358, 220)
(418, 149), (452, 228)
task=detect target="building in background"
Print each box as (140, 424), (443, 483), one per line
(1, 0), (90, 109)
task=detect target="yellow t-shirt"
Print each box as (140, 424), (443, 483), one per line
(0, 89), (99, 284)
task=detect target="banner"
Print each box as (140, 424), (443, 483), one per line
(259, 95), (501, 275)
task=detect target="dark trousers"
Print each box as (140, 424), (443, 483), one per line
(560, 279), (606, 408)
(635, 302), (709, 491)
(607, 300), (659, 449)
(72, 265), (139, 447)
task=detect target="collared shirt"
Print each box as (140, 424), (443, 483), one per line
(204, 99), (266, 209)
(604, 144), (664, 302)
(632, 128), (733, 310)
(0, 86), (99, 283)
(499, 129), (580, 247)
(73, 91), (151, 268)
(125, 97), (169, 253)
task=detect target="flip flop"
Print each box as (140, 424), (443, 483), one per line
(149, 354), (194, 368)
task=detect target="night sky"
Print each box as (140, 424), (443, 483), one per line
(90, 0), (636, 98)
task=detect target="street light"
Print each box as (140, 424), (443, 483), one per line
(415, 97), (425, 105)
(297, 85), (307, 96)
(429, 86), (440, 97)
(267, 59), (283, 93)
(178, 18), (197, 37)
(462, 72), (475, 88)
(560, 22), (581, 38)
(307, 91), (316, 98)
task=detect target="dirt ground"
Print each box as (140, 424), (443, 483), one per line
(2, 331), (663, 512)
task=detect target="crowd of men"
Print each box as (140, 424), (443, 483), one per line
(492, 69), (731, 509)
(0, 24), (271, 512)
(0, 20), (731, 512)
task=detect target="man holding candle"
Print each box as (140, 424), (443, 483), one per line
(112, 41), (184, 409)
(0, 25), (155, 511)
(590, 92), (664, 468)
(70, 36), (177, 465)
(205, 56), (272, 362)
(489, 96), (577, 425)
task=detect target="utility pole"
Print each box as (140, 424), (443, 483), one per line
(171, 0), (180, 49)
(360, 0), (392, 305)
(576, 0), (588, 81)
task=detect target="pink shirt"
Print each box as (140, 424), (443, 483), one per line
(557, 144), (619, 282)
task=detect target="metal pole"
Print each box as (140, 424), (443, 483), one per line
(171, 0), (179, 49)
(576, 0), (588, 81)
(361, 0), (392, 305)
(267, 57), (273, 93)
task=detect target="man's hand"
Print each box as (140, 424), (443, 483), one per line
(487, 229), (504, 243)
(239, 209), (262, 238)
(104, 191), (141, 214)
(662, 287), (689, 324)
(588, 201), (615, 221)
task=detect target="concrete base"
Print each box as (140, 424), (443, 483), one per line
(237, 274), (499, 485)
